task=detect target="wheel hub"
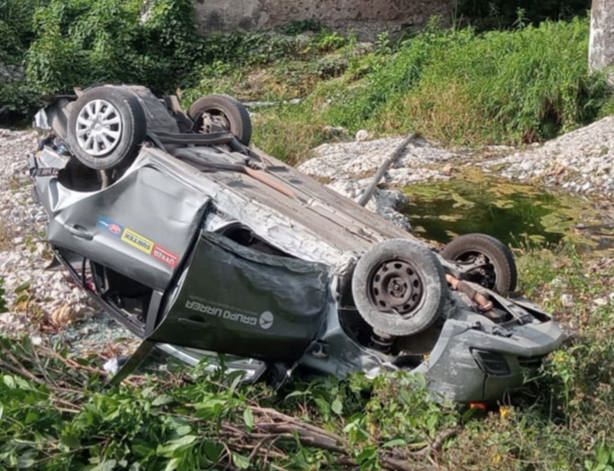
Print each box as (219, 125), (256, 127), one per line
(369, 260), (423, 316)
(75, 99), (122, 157)
(457, 253), (496, 289)
(201, 110), (230, 134)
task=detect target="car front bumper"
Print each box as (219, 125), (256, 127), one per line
(416, 317), (566, 402)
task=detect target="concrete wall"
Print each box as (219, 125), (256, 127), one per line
(589, 0), (614, 84)
(194, 0), (456, 38)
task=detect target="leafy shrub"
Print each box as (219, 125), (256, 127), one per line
(26, 0), (201, 94)
(457, 0), (591, 29)
(247, 16), (611, 159)
(23, 1), (331, 102)
(0, 80), (40, 122)
(0, 0), (49, 121)
(0, 0), (48, 64)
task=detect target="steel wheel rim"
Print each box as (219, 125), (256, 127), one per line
(368, 259), (424, 317)
(75, 99), (122, 156)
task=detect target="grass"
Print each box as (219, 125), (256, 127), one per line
(0, 243), (612, 470)
(182, 17), (612, 164)
(0, 220), (14, 252)
(1, 10), (613, 470)
(5, 7), (612, 157)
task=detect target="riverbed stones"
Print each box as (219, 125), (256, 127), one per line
(299, 136), (463, 228)
(0, 129), (125, 353)
(482, 116), (614, 197)
(1, 114), (613, 352)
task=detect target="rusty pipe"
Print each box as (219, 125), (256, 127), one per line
(445, 274), (494, 311)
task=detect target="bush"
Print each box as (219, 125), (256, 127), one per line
(0, 80), (39, 121)
(457, 0), (590, 29)
(251, 16), (611, 159)
(0, 0), (49, 121)
(26, 0), (201, 94)
(0, 0), (48, 64)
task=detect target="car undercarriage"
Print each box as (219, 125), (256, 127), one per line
(29, 84), (565, 402)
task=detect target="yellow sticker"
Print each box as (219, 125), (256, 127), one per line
(121, 228), (154, 254)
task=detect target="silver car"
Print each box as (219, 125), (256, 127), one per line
(30, 84), (565, 402)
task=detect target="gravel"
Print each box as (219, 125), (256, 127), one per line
(0, 129), (133, 355)
(299, 136), (461, 229)
(482, 116), (614, 197)
(1, 116), (613, 353)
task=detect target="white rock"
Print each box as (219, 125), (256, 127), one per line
(355, 129), (370, 142)
(560, 293), (574, 307)
(593, 297), (608, 307)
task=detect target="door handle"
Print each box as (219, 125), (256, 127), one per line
(67, 224), (94, 241)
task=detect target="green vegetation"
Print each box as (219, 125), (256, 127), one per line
(357, 19), (604, 142)
(456, 0), (590, 29)
(240, 17), (610, 162)
(0, 0), (44, 64)
(0, 245), (612, 470)
(26, 0), (201, 94)
(1, 3), (613, 469)
(1, 0), (203, 120)
(180, 17), (612, 162)
(2, 0), (611, 161)
(0, 0), (44, 119)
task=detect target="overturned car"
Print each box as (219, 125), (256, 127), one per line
(30, 85), (565, 402)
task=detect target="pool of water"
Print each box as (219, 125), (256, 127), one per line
(402, 171), (607, 248)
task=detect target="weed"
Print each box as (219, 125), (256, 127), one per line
(326, 18), (608, 144)
(183, 17), (612, 163)
(252, 103), (329, 164)
(0, 243), (612, 470)
(0, 222), (11, 252)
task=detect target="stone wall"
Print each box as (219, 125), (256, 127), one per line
(589, 0), (614, 84)
(194, 0), (456, 38)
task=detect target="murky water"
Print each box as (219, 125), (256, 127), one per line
(403, 171), (611, 249)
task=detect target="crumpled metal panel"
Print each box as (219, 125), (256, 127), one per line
(152, 231), (332, 361)
(36, 150), (209, 290)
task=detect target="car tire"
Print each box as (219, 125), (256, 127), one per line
(188, 94), (252, 145)
(67, 87), (146, 170)
(441, 233), (517, 295)
(351, 239), (447, 337)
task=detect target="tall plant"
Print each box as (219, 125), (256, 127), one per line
(26, 0), (203, 94)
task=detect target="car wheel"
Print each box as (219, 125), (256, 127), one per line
(188, 94), (252, 145)
(67, 86), (146, 170)
(351, 239), (447, 337)
(441, 233), (517, 295)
